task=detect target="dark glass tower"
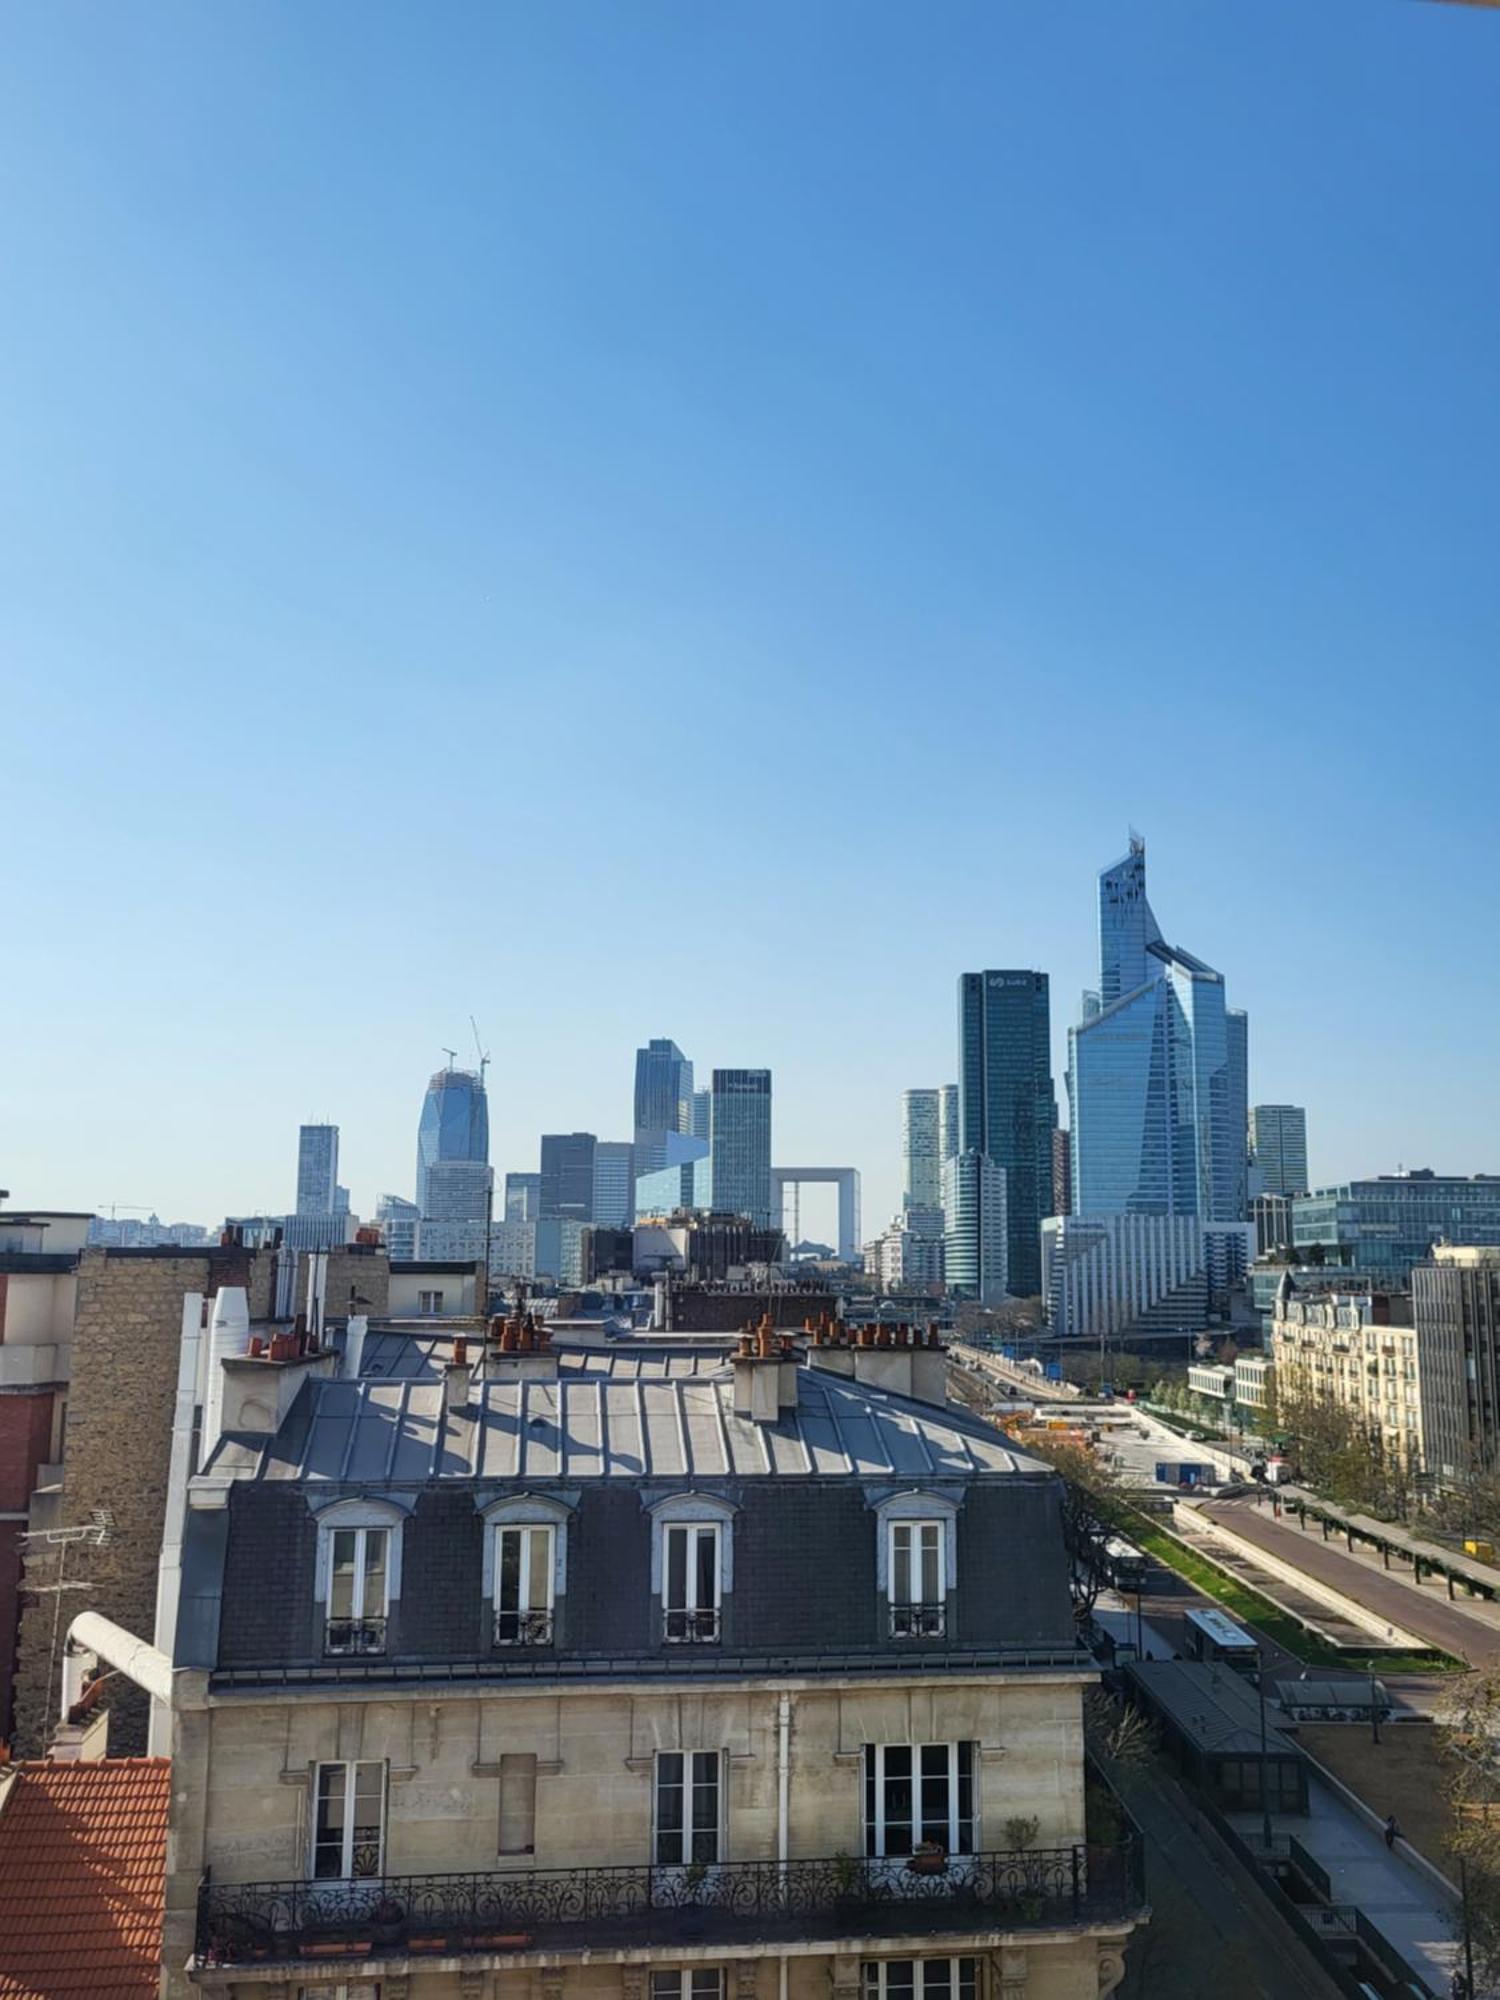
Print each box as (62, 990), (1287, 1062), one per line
(958, 971), (1056, 1297)
(415, 1067), (490, 1218)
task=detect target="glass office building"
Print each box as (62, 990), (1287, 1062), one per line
(296, 1124), (340, 1216)
(697, 1069), (773, 1228)
(540, 1133), (598, 1223)
(902, 1089), (943, 1212)
(1250, 1105), (1309, 1198)
(632, 1038), (695, 1176)
(591, 1141), (636, 1229)
(1069, 839), (1245, 1227)
(1293, 1173), (1500, 1286)
(958, 971), (1056, 1297)
(416, 1067), (490, 1219)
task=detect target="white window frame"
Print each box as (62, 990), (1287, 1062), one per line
(863, 1742), (975, 1859)
(417, 1288), (444, 1314)
(873, 1492), (958, 1640)
(493, 1520), (556, 1646)
(310, 1759), (387, 1882)
(653, 1749), (723, 1868)
(311, 1499), (407, 1657)
(888, 1520), (946, 1638)
(324, 1525), (390, 1656)
(651, 1974), (724, 2000)
(862, 1959), (978, 2000)
(648, 1493), (734, 1644)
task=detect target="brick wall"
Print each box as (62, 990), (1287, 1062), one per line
(11, 1246), (271, 1755)
(0, 1391), (59, 1741)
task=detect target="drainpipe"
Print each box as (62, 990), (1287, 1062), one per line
(777, 1690), (791, 2000)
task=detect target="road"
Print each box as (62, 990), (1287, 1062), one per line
(1197, 1496), (1500, 1666)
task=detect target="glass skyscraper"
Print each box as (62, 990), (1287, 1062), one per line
(632, 1039), (694, 1170)
(957, 971), (1056, 1297)
(415, 1067), (490, 1219)
(1068, 838), (1245, 1226)
(698, 1069), (773, 1227)
(1250, 1104), (1308, 1198)
(296, 1124), (339, 1216)
(942, 1149), (1008, 1305)
(540, 1133), (598, 1223)
(902, 1089), (943, 1211)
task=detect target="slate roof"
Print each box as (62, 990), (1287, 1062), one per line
(204, 1348), (1041, 1485)
(0, 1757), (170, 2000)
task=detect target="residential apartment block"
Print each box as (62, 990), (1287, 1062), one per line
(157, 1311), (1144, 2000)
(1270, 1284), (1427, 1471)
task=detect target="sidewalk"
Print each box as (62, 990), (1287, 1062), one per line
(1233, 1776), (1460, 1995)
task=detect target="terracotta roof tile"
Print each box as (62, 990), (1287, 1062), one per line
(0, 1757), (169, 2000)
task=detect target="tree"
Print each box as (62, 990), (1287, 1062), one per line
(1025, 1437), (1129, 1620)
(1438, 1666), (1500, 1993)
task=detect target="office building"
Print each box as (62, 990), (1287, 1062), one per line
(1293, 1171), (1500, 1287)
(770, 1166), (862, 1264)
(1227, 1010), (1250, 1220)
(1053, 1127), (1073, 1220)
(416, 1065), (490, 1218)
(375, 1192), (419, 1261)
(295, 1123), (339, 1215)
(943, 1148), (1008, 1305)
(958, 970), (1056, 1296)
(160, 1316), (1145, 1998)
(540, 1133), (598, 1223)
(696, 1069), (773, 1227)
(633, 1132), (710, 1220)
(901, 1088), (943, 1211)
(1411, 1246), (1500, 1481)
(504, 1171), (541, 1223)
(1251, 1192), (1295, 1260)
(939, 1082), (959, 1168)
(632, 1209), (786, 1281)
(865, 1201), (946, 1292)
(1041, 1214), (1254, 1345)
(1250, 1105), (1309, 1199)
(591, 1140), (636, 1229)
(632, 1037), (694, 1168)
(1069, 838), (1246, 1228)
(1270, 1282), (1428, 1472)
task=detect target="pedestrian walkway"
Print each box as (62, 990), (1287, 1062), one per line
(1233, 1776), (1459, 1996)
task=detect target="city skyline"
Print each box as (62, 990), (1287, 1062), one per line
(5, 5), (1497, 1235)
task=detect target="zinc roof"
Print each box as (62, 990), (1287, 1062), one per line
(206, 1349), (1039, 1485)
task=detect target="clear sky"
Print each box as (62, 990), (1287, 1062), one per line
(3, 0), (1497, 1239)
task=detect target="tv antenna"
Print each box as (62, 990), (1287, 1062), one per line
(22, 1511), (115, 1737)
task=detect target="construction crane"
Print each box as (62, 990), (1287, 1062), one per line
(98, 1202), (155, 1221)
(470, 1016), (490, 1089)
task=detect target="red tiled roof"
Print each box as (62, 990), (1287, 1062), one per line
(0, 1757), (170, 2000)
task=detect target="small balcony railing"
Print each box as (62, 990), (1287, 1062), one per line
(663, 1607), (720, 1644)
(195, 1841), (1146, 1968)
(324, 1617), (387, 1658)
(890, 1603), (947, 1639)
(494, 1609), (554, 1648)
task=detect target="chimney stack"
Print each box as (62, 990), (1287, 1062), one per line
(732, 1316), (799, 1423)
(444, 1336), (473, 1413)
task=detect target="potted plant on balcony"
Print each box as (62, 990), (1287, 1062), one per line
(831, 1851), (866, 1913)
(906, 1839), (949, 1878)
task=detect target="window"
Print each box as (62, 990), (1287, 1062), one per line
(654, 1751), (721, 1866)
(663, 1523), (721, 1643)
(863, 1961), (977, 2000)
(297, 1986), (381, 2000)
(863, 1744), (974, 1858)
(651, 1976), (723, 2000)
(499, 1752), (537, 1855)
(417, 1289), (444, 1314)
(494, 1523), (555, 1645)
(312, 1761), (385, 1880)
(889, 1520), (946, 1637)
(326, 1527), (389, 1655)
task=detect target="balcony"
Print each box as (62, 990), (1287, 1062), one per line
(890, 1604), (947, 1640)
(494, 1609), (554, 1648)
(663, 1607), (720, 1644)
(194, 1843), (1146, 1969)
(325, 1617), (388, 1658)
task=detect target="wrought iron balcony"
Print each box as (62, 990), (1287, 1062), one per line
(324, 1617), (387, 1658)
(494, 1608), (554, 1648)
(663, 1606), (720, 1644)
(195, 1842), (1146, 1968)
(890, 1603), (947, 1639)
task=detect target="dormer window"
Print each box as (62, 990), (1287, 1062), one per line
(663, 1523), (721, 1643)
(327, 1528), (389, 1655)
(311, 1499), (408, 1659)
(872, 1491), (958, 1643)
(495, 1522), (555, 1646)
(889, 1520), (946, 1638)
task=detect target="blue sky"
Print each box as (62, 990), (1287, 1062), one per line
(3, 0), (1497, 1238)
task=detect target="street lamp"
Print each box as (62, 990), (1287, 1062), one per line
(1369, 1666), (1381, 1747)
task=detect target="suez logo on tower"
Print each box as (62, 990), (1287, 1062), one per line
(985, 974), (1035, 989)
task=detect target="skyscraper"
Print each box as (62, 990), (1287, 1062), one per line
(938, 1085), (959, 1168)
(943, 1150), (1008, 1305)
(375, 1192), (418, 1260)
(901, 1089), (943, 1211)
(632, 1039), (694, 1168)
(504, 1172), (541, 1222)
(540, 1134), (598, 1223)
(698, 1070), (773, 1227)
(1068, 838), (1245, 1226)
(591, 1141), (636, 1229)
(295, 1124), (339, 1216)
(957, 971), (1056, 1297)
(416, 1066), (490, 1219)
(1250, 1104), (1308, 1198)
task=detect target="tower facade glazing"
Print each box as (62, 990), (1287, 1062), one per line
(1250, 1104), (1308, 1198)
(699, 1070), (773, 1227)
(957, 971), (1056, 1297)
(415, 1068), (490, 1219)
(296, 1124), (339, 1216)
(942, 1149), (1008, 1305)
(902, 1089), (943, 1211)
